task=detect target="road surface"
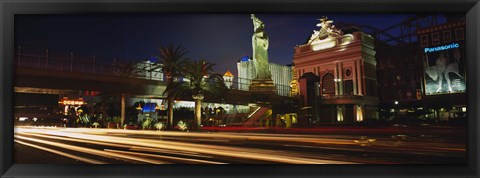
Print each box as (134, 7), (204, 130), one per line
(14, 126), (466, 164)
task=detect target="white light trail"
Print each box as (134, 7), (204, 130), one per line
(15, 140), (106, 164)
(15, 135), (171, 164)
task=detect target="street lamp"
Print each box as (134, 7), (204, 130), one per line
(394, 101), (399, 121)
(159, 100), (166, 122)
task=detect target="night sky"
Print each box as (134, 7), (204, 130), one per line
(15, 14), (445, 75)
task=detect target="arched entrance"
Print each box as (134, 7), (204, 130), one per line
(321, 73), (335, 96)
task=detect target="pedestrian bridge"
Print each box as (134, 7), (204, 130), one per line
(15, 66), (295, 108)
(15, 67), (167, 97)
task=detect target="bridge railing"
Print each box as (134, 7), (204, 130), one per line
(17, 53), (110, 74)
(229, 78), (292, 97)
(14, 53), (156, 80)
(321, 94), (365, 100)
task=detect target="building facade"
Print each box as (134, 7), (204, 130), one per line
(137, 60), (164, 81)
(269, 63), (292, 96)
(237, 56), (256, 91)
(376, 42), (425, 120)
(417, 20), (467, 122)
(293, 18), (379, 125)
(376, 20), (467, 123)
(236, 56), (292, 96)
(290, 64), (300, 96)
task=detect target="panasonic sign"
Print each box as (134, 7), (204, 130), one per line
(424, 43), (460, 53)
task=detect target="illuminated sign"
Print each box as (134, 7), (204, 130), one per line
(423, 43), (466, 95)
(58, 98), (86, 105)
(424, 43), (459, 53)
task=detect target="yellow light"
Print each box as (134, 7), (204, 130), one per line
(337, 106), (344, 122)
(60, 100), (85, 105)
(356, 105), (363, 122)
(339, 34), (354, 45)
(311, 39), (336, 51)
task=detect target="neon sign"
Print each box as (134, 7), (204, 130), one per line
(58, 98), (86, 105)
(424, 43), (459, 53)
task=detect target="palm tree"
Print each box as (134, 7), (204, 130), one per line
(91, 93), (120, 127)
(113, 60), (143, 126)
(153, 45), (189, 129)
(170, 60), (228, 130)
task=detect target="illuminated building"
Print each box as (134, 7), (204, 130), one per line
(289, 64), (299, 96)
(223, 70), (234, 89)
(376, 19), (466, 122)
(237, 56), (256, 91)
(417, 21), (466, 95)
(138, 60), (164, 81)
(417, 20), (467, 122)
(269, 63), (292, 96)
(236, 56), (292, 96)
(58, 96), (86, 115)
(293, 17), (379, 125)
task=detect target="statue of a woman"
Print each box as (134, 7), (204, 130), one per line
(251, 14), (272, 80)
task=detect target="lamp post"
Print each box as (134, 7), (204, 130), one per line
(159, 100), (166, 123)
(394, 100), (399, 121)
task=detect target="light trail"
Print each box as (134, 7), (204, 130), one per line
(15, 127), (357, 164)
(15, 135), (171, 164)
(104, 149), (226, 164)
(14, 140), (107, 164)
(15, 127), (465, 154)
(14, 126), (466, 164)
(129, 147), (215, 159)
(17, 132), (133, 149)
(17, 132), (225, 163)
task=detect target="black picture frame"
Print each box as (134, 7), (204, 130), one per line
(1, 0), (479, 178)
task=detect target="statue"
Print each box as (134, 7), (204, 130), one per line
(251, 14), (272, 80)
(308, 16), (343, 44)
(249, 14), (276, 94)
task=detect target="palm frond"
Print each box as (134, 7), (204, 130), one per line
(113, 60), (144, 78)
(156, 45), (189, 80)
(179, 60), (228, 99)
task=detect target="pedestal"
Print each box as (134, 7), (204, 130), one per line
(249, 79), (276, 94)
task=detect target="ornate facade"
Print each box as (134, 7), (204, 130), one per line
(293, 18), (379, 125)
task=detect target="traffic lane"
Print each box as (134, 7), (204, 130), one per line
(14, 127), (466, 164)
(15, 142), (87, 164)
(16, 127), (465, 154)
(48, 127), (464, 159)
(15, 131), (355, 164)
(15, 133), (232, 164)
